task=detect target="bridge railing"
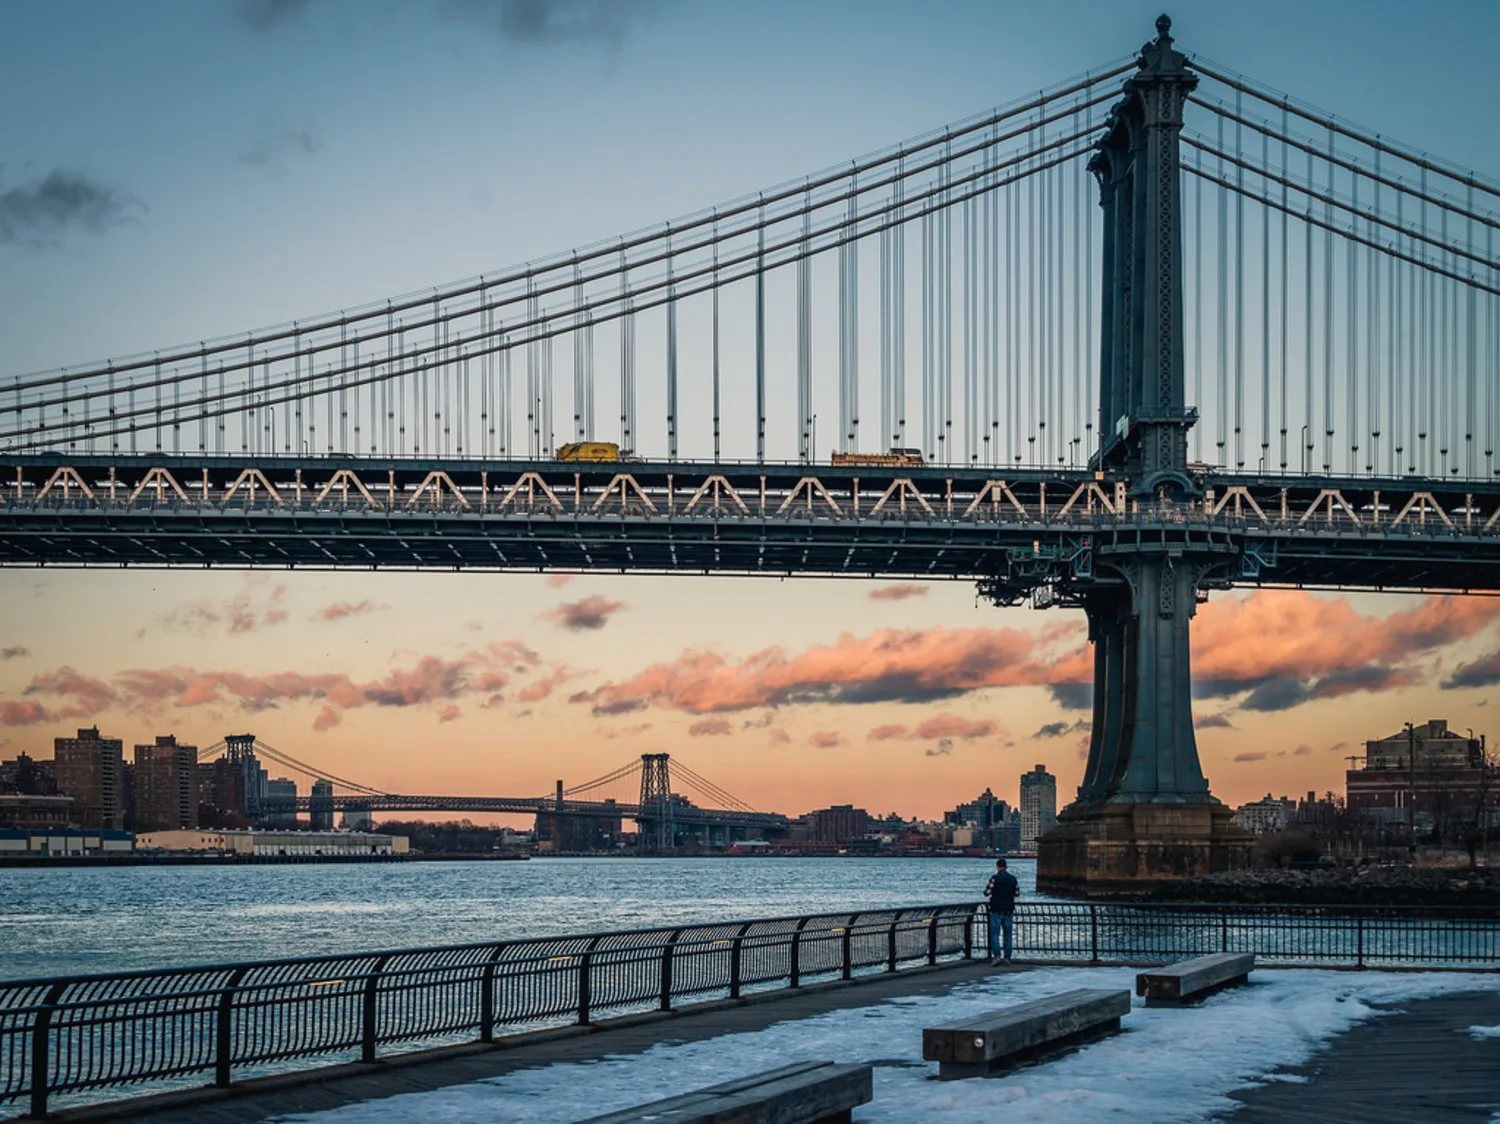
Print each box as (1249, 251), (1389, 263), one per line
(4, 900), (1499, 1115)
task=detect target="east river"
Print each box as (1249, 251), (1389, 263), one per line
(0, 856), (1037, 980)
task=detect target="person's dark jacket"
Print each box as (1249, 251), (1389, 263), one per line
(985, 870), (1019, 914)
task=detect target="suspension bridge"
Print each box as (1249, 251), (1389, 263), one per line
(196, 736), (787, 848)
(5, 16), (1498, 889)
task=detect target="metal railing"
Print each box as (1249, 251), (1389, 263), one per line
(3, 900), (1498, 1116)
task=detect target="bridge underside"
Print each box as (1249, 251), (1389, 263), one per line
(1, 456), (1497, 593)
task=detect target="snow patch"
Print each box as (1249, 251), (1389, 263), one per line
(1468, 1024), (1500, 1040)
(270, 968), (1493, 1124)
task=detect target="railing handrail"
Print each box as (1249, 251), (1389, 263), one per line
(0, 901), (977, 992)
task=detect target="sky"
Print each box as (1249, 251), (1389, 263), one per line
(1, 0), (1498, 821)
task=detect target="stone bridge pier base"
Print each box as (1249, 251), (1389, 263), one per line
(1037, 550), (1252, 896)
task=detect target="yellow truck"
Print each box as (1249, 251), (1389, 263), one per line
(556, 441), (623, 462)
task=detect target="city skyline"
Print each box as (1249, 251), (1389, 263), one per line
(3, 0), (1499, 821)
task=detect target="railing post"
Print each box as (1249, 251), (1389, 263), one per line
(29, 981), (67, 1121)
(887, 918), (899, 973)
(926, 913), (939, 966)
(1356, 914), (1366, 968)
(1221, 911), (1229, 953)
(789, 918), (810, 989)
(729, 923), (751, 999)
(963, 907), (974, 959)
(478, 943), (508, 1044)
(215, 967), (250, 1088)
(362, 955), (392, 1063)
(841, 914), (858, 981)
(658, 929), (682, 1012)
(577, 936), (604, 1026)
(1090, 904), (1100, 963)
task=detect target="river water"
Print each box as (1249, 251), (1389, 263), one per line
(0, 857), (1035, 980)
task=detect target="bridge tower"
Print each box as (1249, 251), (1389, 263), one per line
(1036, 15), (1251, 894)
(638, 753), (674, 853)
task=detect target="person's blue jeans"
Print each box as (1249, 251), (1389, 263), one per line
(987, 909), (1014, 961)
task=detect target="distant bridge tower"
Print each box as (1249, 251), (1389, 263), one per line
(1037, 15), (1251, 893)
(638, 753), (673, 852)
(224, 733), (263, 820)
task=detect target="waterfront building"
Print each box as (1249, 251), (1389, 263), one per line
(944, 787), (1019, 851)
(1347, 720), (1496, 841)
(53, 727), (126, 830)
(0, 793), (75, 829)
(0, 752), (58, 795)
(0, 827), (133, 856)
(196, 756), (250, 827)
(309, 778), (335, 830)
(132, 735), (199, 832)
(804, 804), (872, 844)
(134, 828), (410, 856)
(1233, 794), (1296, 835)
(263, 777), (300, 827)
(1019, 764), (1057, 850)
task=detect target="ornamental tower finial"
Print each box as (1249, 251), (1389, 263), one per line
(1156, 13), (1172, 43)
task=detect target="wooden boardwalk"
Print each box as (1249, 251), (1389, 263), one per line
(38, 967), (1500, 1123)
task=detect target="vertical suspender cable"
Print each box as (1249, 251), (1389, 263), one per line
(1038, 146), (1049, 466)
(666, 231), (678, 461)
(1029, 129), (1038, 465)
(798, 193), (812, 462)
(1465, 182), (1476, 478)
(712, 222), (721, 462)
(1056, 157), (1066, 463)
(941, 149), (953, 462)
(894, 169), (906, 449)
(756, 204), (766, 463)
(1303, 150), (1313, 476)
(1085, 139), (1094, 460)
(1217, 113), (1228, 464)
(1279, 101), (1289, 471)
(1234, 96), (1245, 469)
(1439, 205), (1450, 474)
(1260, 129), (1271, 470)
(1348, 170), (1359, 470)
(1371, 153), (1381, 470)
(1323, 129), (1334, 472)
(574, 265), (586, 442)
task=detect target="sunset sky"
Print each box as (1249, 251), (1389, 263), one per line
(2, 0), (1498, 820)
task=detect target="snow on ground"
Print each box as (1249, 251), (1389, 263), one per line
(271, 967), (1499, 1124)
(1470, 1024), (1500, 1040)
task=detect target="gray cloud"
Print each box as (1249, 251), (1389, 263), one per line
(925, 738), (954, 758)
(1195, 712), (1234, 729)
(1443, 650), (1500, 690)
(1034, 721), (1069, 738)
(0, 171), (141, 249)
(445, 0), (658, 46)
(241, 127), (323, 167)
(1240, 678), (1311, 713)
(0, 646), (29, 661)
(236, 0), (313, 31)
(1048, 683), (1093, 711)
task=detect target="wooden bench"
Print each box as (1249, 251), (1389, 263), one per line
(1136, 952), (1255, 1006)
(922, 988), (1131, 1079)
(581, 1060), (874, 1124)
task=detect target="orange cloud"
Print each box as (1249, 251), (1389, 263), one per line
(688, 718), (733, 737)
(517, 665), (577, 703)
(868, 584), (928, 602)
(1, 700), (52, 725)
(809, 731), (842, 748)
(578, 624), (1062, 716)
(315, 600), (383, 622)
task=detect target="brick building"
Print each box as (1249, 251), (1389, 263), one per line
(53, 727), (126, 830)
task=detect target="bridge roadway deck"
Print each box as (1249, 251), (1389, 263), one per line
(43, 962), (1500, 1124)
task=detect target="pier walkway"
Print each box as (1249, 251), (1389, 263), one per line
(41, 961), (1499, 1124)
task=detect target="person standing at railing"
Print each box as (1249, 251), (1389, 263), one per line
(985, 858), (1020, 964)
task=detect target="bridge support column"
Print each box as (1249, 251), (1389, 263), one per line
(1038, 551), (1251, 895)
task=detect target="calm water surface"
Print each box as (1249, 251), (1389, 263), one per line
(0, 857), (1038, 980)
